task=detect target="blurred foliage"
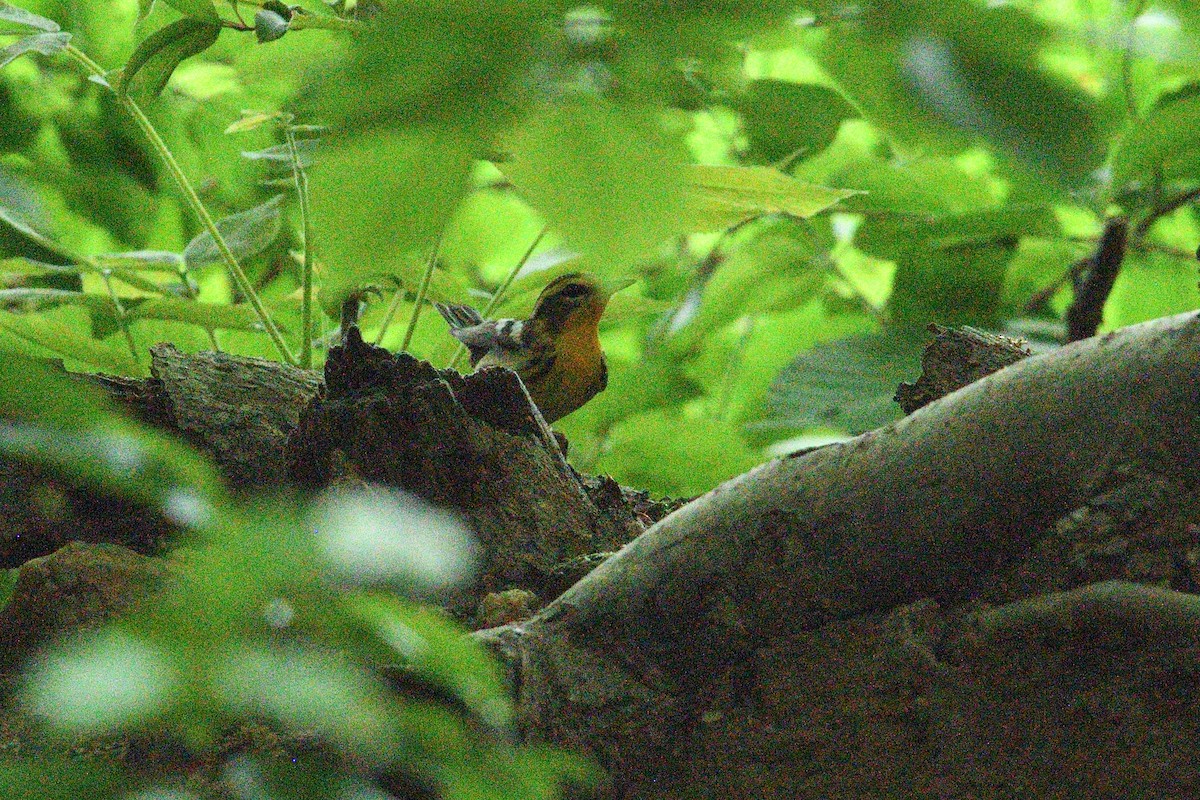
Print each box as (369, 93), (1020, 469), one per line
(0, 353), (591, 798)
(0, 0), (1199, 795)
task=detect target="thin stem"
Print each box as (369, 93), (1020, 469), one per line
(99, 269), (141, 367)
(1065, 233), (1196, 262)
(373, 282), (406, 346)
(286, 126), (316, 368)
(1120, 0), (1149, 120)
(1134, 184), (1200, 239)
(447, 225), (548, 370)
(63, 44), (297, 366)
(288, 13), (366, 32)
(110, 268), (172, 296)
(399, 232), (443, 353)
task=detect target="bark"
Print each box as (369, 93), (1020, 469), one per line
(481, 311), (1200, 792)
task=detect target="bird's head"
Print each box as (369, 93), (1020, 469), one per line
(531, 273), (633, 333)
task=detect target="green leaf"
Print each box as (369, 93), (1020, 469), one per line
(1112, 83), (1200, 192)
(890, 239), (1014, 327)
(764, 329), (926, 435)
(241, 139), (318, 168)
(504, 100), (687, 271)
(95, 250), (184, 271)
(0, 353), (219, 505)
(0, 350), (110, 426)
(23, 628), (177, 733)
(0, 2), (60, 32)
(159, 0), (218, 21)
(0, 288), (116, 314)
(215, 643), (407, 763)
(118, 17), (222, 101)
(312, 486), (477, 593)
(310, 128), (474, 305)
(855, 205), (1059, 262)
(0, 257), (79, 276)
(814, 0), (1110, 188)
(685, 165), (860, 231)
(0, 31), (70, 69)
(1105, 251), (1200, 330)
(0, 568), (17, 612)
(595, 411), (760, 497)
(183, 194), (285, 271)
(0, 756), (122, 800)
(835, 156), (997, 217)
(739, 80), (859, 165)
(0, 309), (140, 374)
(0, 203), (69, 257)
(301, 5), (537, 134)
(125, 298), (267, 331)
(666, 226), (828, 355)
(568, 354), (702, 432)
(224, 110), (287, 134)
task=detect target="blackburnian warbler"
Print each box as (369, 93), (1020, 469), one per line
(435, 273), (632, 423)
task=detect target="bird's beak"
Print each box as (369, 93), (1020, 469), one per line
(601, 276), (637, 299)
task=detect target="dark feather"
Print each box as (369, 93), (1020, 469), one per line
(435, 302), (483, 330)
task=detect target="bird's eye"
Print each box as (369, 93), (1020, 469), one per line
(559, 283), (589, 300)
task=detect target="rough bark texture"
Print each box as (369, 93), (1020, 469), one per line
(286, 328), (643, 614)
(2, 313), (1199, 798)
(893, 323), (1032, 414)
(146, 343), (323, 489)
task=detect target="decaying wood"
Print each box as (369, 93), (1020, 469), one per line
(147, 343), (323, 488)
(894, 323), (1032, 414)
(285, 328), (642, 613)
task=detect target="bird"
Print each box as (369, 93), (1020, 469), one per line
(435, 273), (632, 423)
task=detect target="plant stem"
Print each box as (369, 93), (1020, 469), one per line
(63, 44), (297, 366)
(1134, 184), (1200, 239)
(286, 126), (315, 368)
(399, 232), (443, 353)
(99, 269), (141, 368)
(373, 282), (406, 346)
(288, 13), (366, 32)
(447, 225), (548, 370)
(1120, 0), (1149, 120)
(170, 263), (222, 351)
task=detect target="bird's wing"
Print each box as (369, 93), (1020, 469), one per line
(434, 302), (483, 330)
(435, 304), (526, 368)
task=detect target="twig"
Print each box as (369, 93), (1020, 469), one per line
(99, 269), (141, 368)
(372, 281), (406, 346)
(1120, 0), (1149, 119)
(1133, 184), (1200, 240)
(1066, 216), (1128, 342)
